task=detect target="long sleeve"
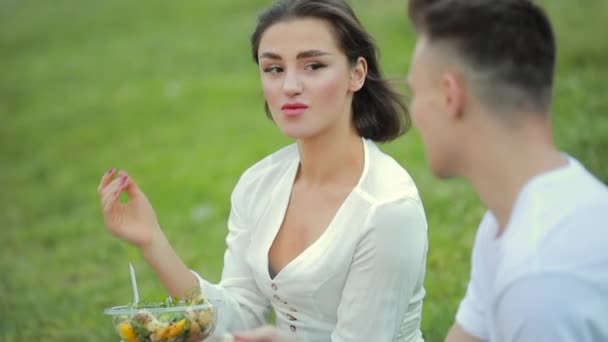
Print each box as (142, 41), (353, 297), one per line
(330, 197), (428, 342)
(192, 177), (270, 334)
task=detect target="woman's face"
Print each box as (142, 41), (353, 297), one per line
(257, 17), (366, 141)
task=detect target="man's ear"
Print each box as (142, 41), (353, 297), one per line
(349, 57), (368, 92)
(441, 71), (467, 120)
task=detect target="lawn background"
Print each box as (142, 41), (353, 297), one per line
(1, 0), (606, 341)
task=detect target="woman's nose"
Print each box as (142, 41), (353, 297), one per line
(282, 71), (302, 97)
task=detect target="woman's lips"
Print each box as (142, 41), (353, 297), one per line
(281, 103), (308, 117)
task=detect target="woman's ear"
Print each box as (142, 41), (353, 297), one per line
(349, 57), (368, 92)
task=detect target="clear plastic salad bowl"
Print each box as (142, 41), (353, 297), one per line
(104, 296), (218, 342)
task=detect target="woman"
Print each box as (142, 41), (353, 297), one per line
(99, 0), (428, 341)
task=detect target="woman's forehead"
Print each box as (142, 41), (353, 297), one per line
(258, 18), (342, 56)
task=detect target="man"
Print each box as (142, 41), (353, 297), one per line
(230, 0), (608, 341)
(407, 0), (608, 341)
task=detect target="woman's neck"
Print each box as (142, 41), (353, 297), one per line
(296, 128), (364, 188)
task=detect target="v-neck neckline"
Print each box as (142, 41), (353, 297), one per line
(265, 138), (371, 282)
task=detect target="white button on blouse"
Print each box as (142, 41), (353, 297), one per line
(193, 139), (428, 341)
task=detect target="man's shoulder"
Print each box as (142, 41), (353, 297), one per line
(528, 156), (608, 216)
(500, 158), (608, 263)
(495, 188), (608, 309)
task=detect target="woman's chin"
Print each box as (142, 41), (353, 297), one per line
(278, 127), (316, 141)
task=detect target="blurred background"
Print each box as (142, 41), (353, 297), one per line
(1, 0), (606, 340)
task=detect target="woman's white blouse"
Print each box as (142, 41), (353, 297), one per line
(193, 139), (428, 342)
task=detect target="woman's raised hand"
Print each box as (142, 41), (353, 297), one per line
(98, 169), (161, 249)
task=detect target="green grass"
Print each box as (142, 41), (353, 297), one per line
(1, 0), (606, 341)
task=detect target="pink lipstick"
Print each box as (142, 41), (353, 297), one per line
(281, 102), (308, 117)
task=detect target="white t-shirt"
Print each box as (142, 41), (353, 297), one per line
(193, 138), (428, 342)
(456, 157), (608, 342)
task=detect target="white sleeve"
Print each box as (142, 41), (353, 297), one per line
(455, 280), (488, 341)
(192, 177), (270, 333)
(455, 214), (493, 341)
(330, 197), (428, 342)
(494, 273), (607, 342)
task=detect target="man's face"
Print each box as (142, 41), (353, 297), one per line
(407, 37), (461, 178)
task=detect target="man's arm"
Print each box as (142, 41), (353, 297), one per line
(445, 323), (483, 342)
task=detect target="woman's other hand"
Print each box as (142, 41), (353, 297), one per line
(233, 326), (298, 342)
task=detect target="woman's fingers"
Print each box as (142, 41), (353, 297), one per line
(101, 171), (130, 198)
(101, 177), (122, 205)
(100, 172), (133, 214)
(122, 175), (143, 199)
(97, 168), (116, 193)
(102, 185), (121, 213)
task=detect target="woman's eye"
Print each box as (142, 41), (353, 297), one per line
(306, 63), (326, 71)
(263, 66), (283, 74)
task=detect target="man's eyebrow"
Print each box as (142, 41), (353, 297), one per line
(258, 49), (331, 61)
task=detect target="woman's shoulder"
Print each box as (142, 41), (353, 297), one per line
(361, 145), (428, 239)
(360, 141), (422, 204)
(232, 143), (298, 199)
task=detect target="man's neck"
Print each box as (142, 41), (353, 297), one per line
(463, 118), (566, 233)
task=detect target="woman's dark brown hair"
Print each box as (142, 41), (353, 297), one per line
(251, 0), (410, 142)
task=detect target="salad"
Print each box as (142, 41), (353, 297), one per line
(106, 292), (217, 342)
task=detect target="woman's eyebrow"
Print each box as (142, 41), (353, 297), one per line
(259, 51), (282, 60)
(259, 49), (331, 61)
(296, 49), (331, 59)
